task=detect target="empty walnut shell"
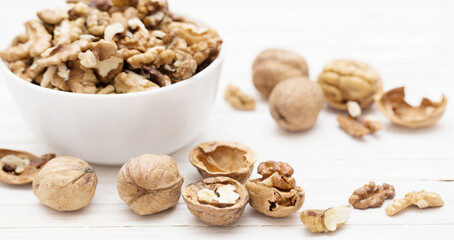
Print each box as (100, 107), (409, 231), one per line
(117, 154), (184, 215)
(182, 177), (249, 226)
(376, 87), (447, 128)
(189, 141), (257, 184)
(0, 149), (55, 185)
(246, 179), (305, 218)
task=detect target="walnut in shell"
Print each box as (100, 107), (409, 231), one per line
(32, 156), (97, 211)
(246, 161), (305, 217)
(189, 141), (257, 184)
(317, 59), (382, 110)
(252, 49), (309, 98)
(269, 77), (324, 131)
(117, 154), (184, 215)
(182, 177), (249, 226)
(300, 205), (353, 233)
(376, 87), (447, 128)
(0, 149), (55, 185)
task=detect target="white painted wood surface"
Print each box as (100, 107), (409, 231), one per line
(0, 0), (453, 239)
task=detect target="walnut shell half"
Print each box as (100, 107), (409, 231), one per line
(246, 179), (304, 217)
(182, 177), (249, 226)
(376, 87), (447, 128)
(189, 141), (257, 184)
(0, 149), (55, 185)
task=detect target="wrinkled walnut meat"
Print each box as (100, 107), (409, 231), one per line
(376, 87), (447, 128)
(189, 141), (257, 184)
(246, 161), (305, 217)
(300, 205), (353, 233)
(224, 84), (256, 111)
(349, 182), (395, 209)
(0, 0), (222, 94)
(317, 59), (382, 110)
(385, 190), (444, 216)
(0, 149), (55, 185)
(182, 177), (249, 226)
(338, 115), (382, 137)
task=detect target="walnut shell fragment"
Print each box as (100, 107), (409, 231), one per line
(385, 190), (444, 216)
(246, 161), (304, 217)
(376, 87), (447, 128)
(300, 205), (353, 233)
(349, 182), (395, 209)
(33, 156), (97, 211)
(337, 115), (382, 137)
(117, 154), (184, 215)
(224, 84), (255, 111)
(182, 177), (249, 226)
(189, 141), (257, 184)
(0, 149), (55, 185)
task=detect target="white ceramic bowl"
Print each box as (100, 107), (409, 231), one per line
(0, 49), (224, 165)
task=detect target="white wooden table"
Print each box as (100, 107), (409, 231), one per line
(0, 0), (453, 239)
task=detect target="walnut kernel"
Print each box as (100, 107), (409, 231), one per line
(338, 115), (382, 137)
(349, 182), (395, 209)
(385, 190), (444, 216)
(300, 205), (353, 233)
(224, 84), (255, 111)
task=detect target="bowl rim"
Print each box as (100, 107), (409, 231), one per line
(0, 43), (224, 100)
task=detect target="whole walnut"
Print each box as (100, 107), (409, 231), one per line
(252, 49), (308, 98)
(117, 154), (184, 215)
(317, 59), (382, 110)
(269, 77), (324, 131)
(32, 156), (98, 211)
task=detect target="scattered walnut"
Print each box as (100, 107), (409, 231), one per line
(182, 177), (249, 226)
(338, 115), (382, 137)
(318, 59), (382, 110)
(117, 154), (184, 215)
(142, 64), (171, 87)
(189, 141), (257, 184)
(246, 161), (304, 218)
(0, 149), (55, 185)
(86, 9), (110, 36)
(349, 182), (395, 209)
(97, 84), (116, 94)
(37, 5), (72, 25)
(53, 18), (85, 45)
(37, 39), (91, 68)
(269, 77), (325, 132)
(252, 49), (309, 98)
(376, 87), (447, 128)
(114, 71), (159, 93)
(126, 46), (175, 69)
(67, 60), (98, 93)
(83, 40), (124, 83)
(224, 84), (255, 111)
(300, 205), (353, 233)
(385, 190), (444, 216)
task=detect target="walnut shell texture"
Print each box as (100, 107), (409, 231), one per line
(189, 141), (257, 184)
(246, 179), (305, 217)
(0, 149), (55, 185)
(117, 154), (184, 215)
(269, 77), (324, 131)
(318, 59), (382, 110)
(32, 156), (97, 211)
(182, 177), (249, 226)
(376, 87), (447, 128)
(252, 49), (309, 98)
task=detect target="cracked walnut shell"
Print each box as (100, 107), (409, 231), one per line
(117, 154), (184, 215)
(246, 161), (304, 217)
(376, 87), (447, 128)
(269, 77), (324, 132)
(182, 177), (249, 226)
(0, 149), (55, 185)
(189, 141), (257, 184)
(385, 190), (444, 216)
(32, 156), (98, 211)
(349, 182), (395, 209)
(318, 59), (382, 110)
(252, 49), (309, 98)
(300, 205), (353, 233)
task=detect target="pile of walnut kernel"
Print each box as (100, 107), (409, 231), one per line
(0, 0), (222, 94)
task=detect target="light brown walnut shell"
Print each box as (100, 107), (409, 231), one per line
(252, 49), (309, 98)
(189, 141), (257, 184)
(117, 154), (184, 215)
(376, 87), (447, 128)
(0, 149), (55, 185)
(182, 177), (249, 226)
(318, 59), (382, 110)
(32, 156), (97, 211)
